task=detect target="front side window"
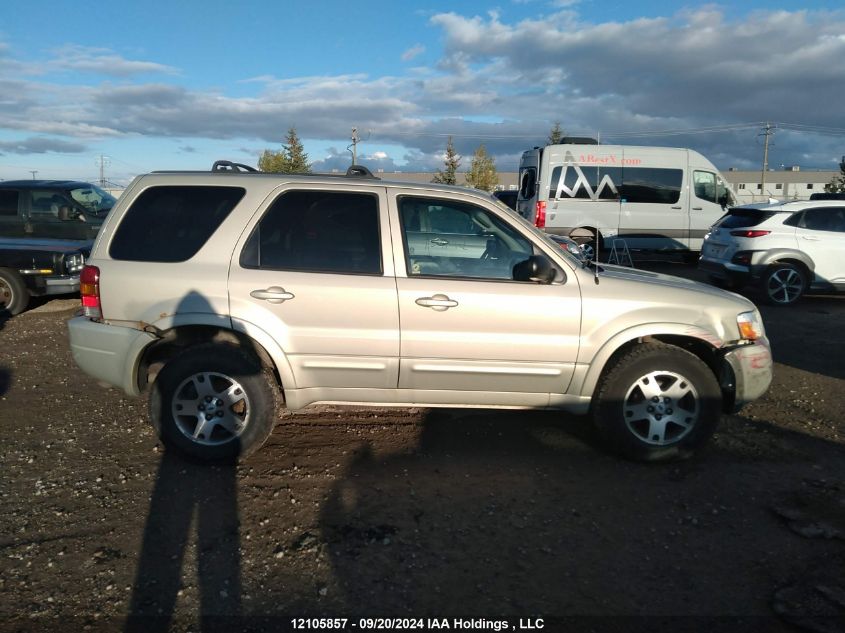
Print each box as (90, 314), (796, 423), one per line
(0, 190), (18, 217)
(110, 186), (245, 262)
(30, 190), (73, 219)
(399, 196), (533, 281)
(693, 171), (718, 203)
(240, 190), (381, 275)
(69, 185), (117, 216)
(799, 207), (845, 233)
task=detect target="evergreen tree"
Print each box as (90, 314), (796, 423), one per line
(258, 127), (311, 173)
(548, 122), (565, 145)
(432, 136), (460, 185)
(465, 144), (498, 192)
(824, 155), (845, 193)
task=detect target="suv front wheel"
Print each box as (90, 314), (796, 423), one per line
(591, 343), (721, 461)
(149, 343), (279, 461)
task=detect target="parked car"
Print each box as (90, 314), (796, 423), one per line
(0, 238), (85, 314)
(492, 189), (518, 210)
(67, 161), (772, 463)
(699, 201), (845, 305)
(0, 180), (113, 242)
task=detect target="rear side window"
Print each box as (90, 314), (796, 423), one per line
(519, 168), (537, 199)
(795, 207), (845, 232)
(110, 186), (245, 262)
(717, 209), (776, 229)
(0, 190), (19, 216)
(240, 190), (381, 275)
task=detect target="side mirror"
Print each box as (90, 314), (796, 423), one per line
(513, 255), (555, 284)
(57, 205), (72, 221)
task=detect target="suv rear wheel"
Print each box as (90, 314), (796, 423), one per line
(149, 343), (278, 461)
(591, 343), (721, 461)
(762, 263), (806, 306)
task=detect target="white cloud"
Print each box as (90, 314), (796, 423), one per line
(401, 44), (426, 61)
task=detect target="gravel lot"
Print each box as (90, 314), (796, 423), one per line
(1, 262), (844, 632)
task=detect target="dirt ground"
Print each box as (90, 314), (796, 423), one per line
(1, 261), (844, 633)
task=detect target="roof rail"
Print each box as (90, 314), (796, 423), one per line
(212, 160), (258, 173)
(346, 165), (380, 179)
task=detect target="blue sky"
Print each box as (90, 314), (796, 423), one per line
(1, 0), (844, 184)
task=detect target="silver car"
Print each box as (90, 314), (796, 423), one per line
(67, 163), (772, 462)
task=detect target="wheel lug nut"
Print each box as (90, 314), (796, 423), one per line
(205, 396), (213, 403)
(206, 414), (214, 420)
(652, 396), (659, 403)
(647, 406), (654, 412)
(198, 405), (204, 411)
(667, 408), (673, 414)
(656, 414), (662, 420)
(217, 411), (224, 417)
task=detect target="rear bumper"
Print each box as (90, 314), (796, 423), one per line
(67, 316), (156, 396)
(698, 258), (750, 286)
(720, 338), (773, 412)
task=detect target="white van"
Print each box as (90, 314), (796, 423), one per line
(515, 144), (736, 258)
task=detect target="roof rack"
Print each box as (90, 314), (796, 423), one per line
(211, 160), (258, 173)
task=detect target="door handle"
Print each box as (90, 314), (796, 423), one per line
(671, 206), (683, 210)
(692, 207), (703, 211)
(430, 237), (449, 246)
(801, 236), (821, 241)
(250, 286), (295, 304)
(415, 294), (458, 311)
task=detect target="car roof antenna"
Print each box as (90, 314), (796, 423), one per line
(593, 230), (600, 285)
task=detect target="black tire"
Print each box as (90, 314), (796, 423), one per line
(149, 343), (279, 462)
(761, 263), (806, 306)
(573, 230), (603, 262)
(0, 268), (29, 316)
(591, 343), (722, 462)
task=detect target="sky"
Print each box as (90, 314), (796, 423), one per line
(1, 0), (844, 185)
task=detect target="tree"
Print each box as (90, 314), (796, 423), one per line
(548, 122), (565, 145)
(824, 155), (845, 193)
(258, 127), (311, 173)
(432, 136), (460, 185)
(465, 144), (498, 192)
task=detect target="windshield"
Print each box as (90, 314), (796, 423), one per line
(69, 185), (116, 215)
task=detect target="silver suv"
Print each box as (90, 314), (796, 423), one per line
(67, 163), (772, 462)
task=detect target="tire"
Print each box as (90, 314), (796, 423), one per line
(591, 343), (722, 462)
(149, 343), (279, 462)
(0, 268), (30, 316)
(762, 263), (806, 306)
(573, 230), (603, 262)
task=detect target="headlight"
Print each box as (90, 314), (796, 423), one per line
(737, 310), (764, 341)
(64, 252), (85, 274)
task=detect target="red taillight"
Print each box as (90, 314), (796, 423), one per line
(80, 265), (101, 319)
(535, 201), (546, 228)
(730, 230), (771, 238)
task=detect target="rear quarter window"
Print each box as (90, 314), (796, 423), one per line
(716, 209), (777, 229)
(109, 186), (245, 262)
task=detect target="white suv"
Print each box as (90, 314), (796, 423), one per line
(699, 200), (845, 305)
(67, 162), (772, 462)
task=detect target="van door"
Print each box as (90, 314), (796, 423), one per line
(690, 170), (731, 250)
(617, 149), (688, 251)
(516, 149), (541, 223)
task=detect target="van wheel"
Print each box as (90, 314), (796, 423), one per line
(149, 343), (279, 462)
(574, 230), (603, 262)
(591, 343), (721, 462)
(0, 268), (29, 316)
(762, 263), (806, 306)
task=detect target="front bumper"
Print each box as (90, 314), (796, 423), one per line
(22, 273), (80, 296)
(720, 337), (773, 412)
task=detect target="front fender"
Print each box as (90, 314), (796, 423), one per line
(574, 322), (722, 399)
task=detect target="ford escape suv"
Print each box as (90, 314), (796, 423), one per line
(699, 200), (845, 305)
(67, 162), (772, 462)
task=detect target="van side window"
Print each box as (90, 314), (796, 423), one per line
(693, 171), (718, 204)
(0, 190), (18, 216)
(519, 168), (537, 199)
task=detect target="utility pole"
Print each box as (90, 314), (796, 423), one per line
(350, 127), (359, 166)
(29, 170), (38, 180)
(96, 155), (111, 187)
(759, 122), (775, 200)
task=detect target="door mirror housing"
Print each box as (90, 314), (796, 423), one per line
(513, 255), (555, 284)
